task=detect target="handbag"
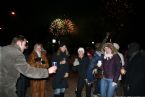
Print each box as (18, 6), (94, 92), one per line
(95, 68), (104, 79)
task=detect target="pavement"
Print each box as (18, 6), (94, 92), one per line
(25, 72), (123, 97)
(26, 72), (87, 97)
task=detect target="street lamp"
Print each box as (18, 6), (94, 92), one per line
(92, 41), (95, 44)
(52, 39), (56, 44)
(10, 11), (16, 16)
(52, 38), (57, 54)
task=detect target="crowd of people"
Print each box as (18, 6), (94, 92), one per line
(1, 35), (145, 97)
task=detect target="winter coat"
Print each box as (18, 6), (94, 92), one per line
(27, 50), (49, 97)
(28, 51), (49, 68)
(102, 54), (122, 83)
(86, 51), (103, 81)
(125, 51), (145, 96)
(77, 56), (90, 79)
(0, 44), (49, 97)
(52, 52), (69, 89)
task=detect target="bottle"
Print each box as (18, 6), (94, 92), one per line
(52, 62), (57, 66)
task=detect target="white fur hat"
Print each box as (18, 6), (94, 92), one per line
(113, 43), (120, 50)
(78, 47), (85, 53)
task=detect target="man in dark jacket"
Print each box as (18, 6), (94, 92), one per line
(124, 42), (145, 96)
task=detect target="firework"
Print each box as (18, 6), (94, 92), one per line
(64, 19), (75, 33)
(50, 18), (75, 36)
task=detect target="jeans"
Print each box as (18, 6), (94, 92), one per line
(100, 78), (117, 97)
(54, 88), (65, 95)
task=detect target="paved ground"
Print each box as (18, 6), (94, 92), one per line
(25, 72), (124, 97)
(26, 72), (87, 97)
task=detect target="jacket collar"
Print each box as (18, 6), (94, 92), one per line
(13, 44), (22, 52)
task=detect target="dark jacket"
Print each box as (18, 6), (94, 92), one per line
(125, 51), (145, 96)
(77, 56), (90, 79)
(52, 52), (69, 89)
(102, 54), (121, 83)
(86, 51), (103, 81)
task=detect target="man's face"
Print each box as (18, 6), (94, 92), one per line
(18, 40), (28, 52)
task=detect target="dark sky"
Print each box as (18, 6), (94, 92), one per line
(0, 0), (144, 50)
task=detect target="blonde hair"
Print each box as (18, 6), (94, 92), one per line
(101, 43), (117, 54)
(34, 43), (42, 51)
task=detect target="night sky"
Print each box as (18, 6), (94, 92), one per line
(0, 0), (144, 52)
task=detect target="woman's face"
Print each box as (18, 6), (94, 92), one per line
(78, 50), (84, 58)
(60, 45), (66, 52)
(35, 45), (42, 52)
(104, 46), (112, 54)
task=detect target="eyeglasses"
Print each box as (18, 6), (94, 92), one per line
(25, 40), (29, 49)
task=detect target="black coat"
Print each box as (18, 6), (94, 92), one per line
(77, 56), (90, 79)
(125, 51), (145, 96)
(52, 52), (69, 89)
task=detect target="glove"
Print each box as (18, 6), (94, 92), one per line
(97, 60), (102, 67)
(120, 68), (126, 75)
(112, 82), (117, 87)
(73, 58), (79, 66)
(92, 68), (97, 74)
(64, 73), (69, 78)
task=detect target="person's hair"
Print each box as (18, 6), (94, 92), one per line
(127, 42), (141, 56)
(11, 35), (27, 44)
(101, 43), (117, 54)
(95, 43), (101, 50)
(57, 44), (69, 56)
(34, 43), (42, 51)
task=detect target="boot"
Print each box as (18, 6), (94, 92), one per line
(60, 93), (64, 97)
(75, 91), (81, 97)
(54, 94), (60, 97)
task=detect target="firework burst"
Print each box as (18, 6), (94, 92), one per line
(50, 18), (75, 36)
(64, 19), (75, 33)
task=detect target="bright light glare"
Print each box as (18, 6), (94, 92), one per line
(11, 11), (16, 15)
(52, 39), (56, 43)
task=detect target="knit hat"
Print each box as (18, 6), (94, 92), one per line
(78, 47), (85, 54)
(113, 43), (120, 50)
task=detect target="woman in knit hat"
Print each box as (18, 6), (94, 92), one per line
(74, 47), (91, 97)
